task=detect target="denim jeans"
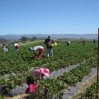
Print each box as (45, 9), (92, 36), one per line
(46, 48), (53, 57)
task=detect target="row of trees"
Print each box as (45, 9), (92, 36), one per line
(0, 36), (37, 44)
(20, 36), (37, 42)
(0, 38), (9, 43)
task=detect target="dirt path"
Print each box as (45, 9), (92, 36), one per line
(4, 93), (28, 99)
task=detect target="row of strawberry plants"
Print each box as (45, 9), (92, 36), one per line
(0, 41), (95, 75)
(0, 42), (96, 79)
(0, 54), (96, 96)
(0, 42), (97, 82)
(83, 82), (97, 98)
(24, 41), (97, 69)
(57, 58), (96, 86)
(34, 57), (97, 98)
(0, 41), (97, 90)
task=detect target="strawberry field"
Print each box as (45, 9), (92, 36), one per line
(0, 40), (97, 99)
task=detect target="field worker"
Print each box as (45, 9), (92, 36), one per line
(33, 68), (50, 80)
(44, 35), (55, 57)
(29, 46), (44, 59)
(26, 68), (50, 94)
(67, 41), (71, 46)
(82, 40), (86, 45)
(2, 44), (8, 53)
(13, 43), (20, 50)
(93, 39), (96, 44)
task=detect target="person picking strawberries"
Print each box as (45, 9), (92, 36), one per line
(29, 46), (44, 59)
(26, 67), (50, 95)
(13, 43), (20, 50)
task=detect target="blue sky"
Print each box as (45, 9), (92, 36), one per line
(0, 0), (99, 35)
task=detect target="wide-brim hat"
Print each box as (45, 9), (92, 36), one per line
(34, 68), (50, 77)
(40, 68), (50, 77)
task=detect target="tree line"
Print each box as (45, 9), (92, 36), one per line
(0, 36), (37, 43)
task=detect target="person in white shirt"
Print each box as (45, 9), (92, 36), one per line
(2, 44), (8, 53)
(67, 41), (71, 46)
(29, 46), (44, 59)
(13, 43), (20, 50)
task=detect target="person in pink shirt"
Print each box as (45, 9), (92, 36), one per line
(29, 46), (44, 59)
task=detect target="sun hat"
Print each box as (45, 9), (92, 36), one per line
(34, 68), (50, 77)
(40, 68), (50, 77)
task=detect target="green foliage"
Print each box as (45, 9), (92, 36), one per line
(0, 40), (97, 98)
(20, 36), (30, 42)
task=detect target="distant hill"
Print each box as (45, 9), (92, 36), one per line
(0, 34), (97, 40)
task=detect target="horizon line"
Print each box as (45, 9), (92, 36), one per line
(0, 33), (97, 35)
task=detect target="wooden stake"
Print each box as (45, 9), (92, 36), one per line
(96, 28), (99, 98)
